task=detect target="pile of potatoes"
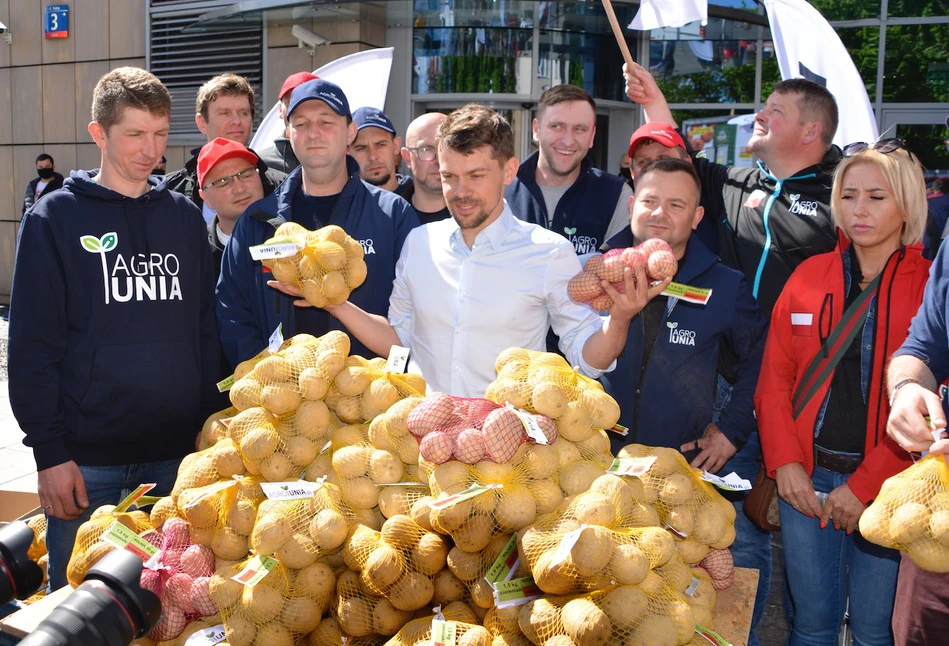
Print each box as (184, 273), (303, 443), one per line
(261, 222), (368, 308)
(386, 603), (493, 646)
(860, 454), (949, 572)
(325, 357), (426, 425)
(616, 444), (735, 564)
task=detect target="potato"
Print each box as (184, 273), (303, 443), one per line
(285, 435), (319, 467)
(559, 461), (605, 496)
(342, 525), (381, 571)
(229, 379), (261, 411)
(251, 513), (292, 555)
(369, 449), (404, 484)
(561, 598), (612, 646)
(529, 479), (565, 516)
(336, 366), (372, 396)
(346, 258), (369, 289)
(413, 532), (451, 575)
(242, 583), (283, 623)
(891, 502), (930, 545)
(341, 476), (380, 510)
(495, 484), (537, 532)
(260, 451), (295, 482)
(260, 383), (303, 416)
(660, 473), (694, 507)
(240, 426), (280, 462)
(362, 378), (402, 420)
(280, 595), (322, 633)
(309, 508), (349, 551)
(274, 532), (319, 569)
(601, 585), (649, 630)
(210, 527), (249, 561)
(296, 559), (336, 608)
(578, 388), (621, 430)
(531, 382), (568, 419)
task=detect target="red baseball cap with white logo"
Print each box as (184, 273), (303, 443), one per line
(197, 138), (259, 189)
(279, 72), (319, 100)
(628, 123), (687, 158)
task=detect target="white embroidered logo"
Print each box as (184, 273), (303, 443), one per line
(80, 232), (182, 304)
(788, 193), (819, 217)
(667, 320), (696, 346)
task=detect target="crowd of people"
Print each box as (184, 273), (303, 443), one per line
(7, 59), (949, 646)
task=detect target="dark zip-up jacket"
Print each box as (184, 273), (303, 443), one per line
(165, 146), (286, 210)
(756, 237), (927, 504)
(505, 152), (627, 255)
(208, 215), (226, 278)
(599, 230), (768, 455)
(216, 157), (420, 368)
(9, 171), (222, 471)
(256, 138), (300, 176)
(696, 148), (841, 316)
(22, 172), (65, 215)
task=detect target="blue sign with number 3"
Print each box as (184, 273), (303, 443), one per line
(45, 5), (69, 39)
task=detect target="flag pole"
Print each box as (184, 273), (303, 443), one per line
(600, 0), (636, 73)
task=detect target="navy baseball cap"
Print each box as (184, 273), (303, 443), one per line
(353, 107), (396, 135)
(287, 78), (351, 119)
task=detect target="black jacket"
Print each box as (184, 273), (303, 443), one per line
(22, 172), (65, 215)
(256, 138), (300, 176)
(165, 146), (286, 209)
(695, 147), (841, 316)
(9, 171), (222, 471)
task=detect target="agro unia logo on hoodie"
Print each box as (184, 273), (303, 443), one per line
(80, 232), (183, 304)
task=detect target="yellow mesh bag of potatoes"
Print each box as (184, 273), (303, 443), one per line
(66, 492), (156, 588)
(384, 607), (492, 646)
(519, 487), (677, 595)
(229, 330), (351, 415)
(198, 406), (239, 451)
(485, 348), (622, 438)
(616, 445), (736, 554)
(368, 395), (425, 472)
(859, 453), (949, 572)
(516, 580), (696, 646)
(408, 394), (557, 465)
(251, 481), (358, 567)
(307, 618), (390, 646)
(325, 355), (427, 425)
(258, 222), (368, 308)
(332, 566), (410, 639)
(213, 554), (333, 646)
(174, 476), (266, 561)
(170, 438), (246, 500)
(422, 443), (563, 553)
(444, 532), (533, 612)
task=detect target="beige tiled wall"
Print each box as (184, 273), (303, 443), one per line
(0, 0), (147, 300)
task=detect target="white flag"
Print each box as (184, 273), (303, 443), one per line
(628, 0), (707, 30)
(764, 0), (878, 148)
(250, 47), (394, 152)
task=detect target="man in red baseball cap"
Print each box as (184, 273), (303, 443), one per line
(197, 137), (265, 275)
(257, 71), (319, 174)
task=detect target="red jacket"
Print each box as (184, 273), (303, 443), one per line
(754, 237), (929, 504)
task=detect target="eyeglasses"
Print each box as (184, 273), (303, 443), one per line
(842, 138), (908, 158)
(406, 146), (437, 162)
(203, 167), (258, 190)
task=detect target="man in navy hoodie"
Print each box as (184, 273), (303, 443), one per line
(8, 67), (221, 590)
(598, 157), (769, 632)
(216, 79), (420, 367)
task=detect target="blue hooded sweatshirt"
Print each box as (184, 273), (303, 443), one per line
(599, 231), (768, 455)
(8, 170), (222, 471)
(216, 157), (420, 367)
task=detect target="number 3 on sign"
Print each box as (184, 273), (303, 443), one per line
(45, 5), (69, 39)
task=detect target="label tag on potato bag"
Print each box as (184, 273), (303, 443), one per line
(685, 576), (701, 597)
(431, 619), (457, 646)
(694, 625), (733, 646)
(268, 323), (284, 354)
(493, 576), (543, 609)
(607, 456), (657, 477)
(185, 625), (227, 645)
(553, 525), (586, 562)
(233, 555), (278, 587)
(182, 479), (237, 508)
(428, 483), (503, 510)
(216, 374), (235, 393)
(663, 282), (712, 306)
(385, 345), (410, 373)
(261, 480), (323, 500)
(484, 533), (519, 584)
(700, 471), (752, 491)
(101, 520), (158, 561)
(249, 238), (301, 261)
(115, 483), (157, 513)
(509, 407), (548, 445)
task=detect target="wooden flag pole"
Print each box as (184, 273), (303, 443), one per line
(600, 0), (637, 73)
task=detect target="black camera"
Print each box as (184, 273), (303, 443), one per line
(0, 521), (161, 646)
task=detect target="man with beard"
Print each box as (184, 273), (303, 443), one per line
(399, 112), (450, 223)
(505, 84), (632, 256)
(323, 104), (666, 396)
(349, 107), (409, 194)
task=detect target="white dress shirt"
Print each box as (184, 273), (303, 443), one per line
(388, 201), (613, 397)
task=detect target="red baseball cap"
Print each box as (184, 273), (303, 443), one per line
(197, 138), (259, 189)
(628, 123), (687, 158)
(279, 72), (319, 100)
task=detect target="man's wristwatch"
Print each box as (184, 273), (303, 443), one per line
(889, 378), (921, 407)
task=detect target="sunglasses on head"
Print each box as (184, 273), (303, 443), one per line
(842, 138), (908, 157)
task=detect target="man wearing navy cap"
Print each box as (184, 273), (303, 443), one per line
(349, 106), (409, 194)
(257, 71), (319, 174)
(216, 78), (420, 366)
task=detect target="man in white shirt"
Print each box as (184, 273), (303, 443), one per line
(312, 104), (669, 396)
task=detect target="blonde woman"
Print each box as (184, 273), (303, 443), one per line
(755, 140), (930, 645)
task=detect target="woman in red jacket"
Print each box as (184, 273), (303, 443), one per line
(755, 142), (930, 646)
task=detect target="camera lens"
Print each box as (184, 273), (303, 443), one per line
(19, 550), (161, 646)
(0, 521), (43, 603)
